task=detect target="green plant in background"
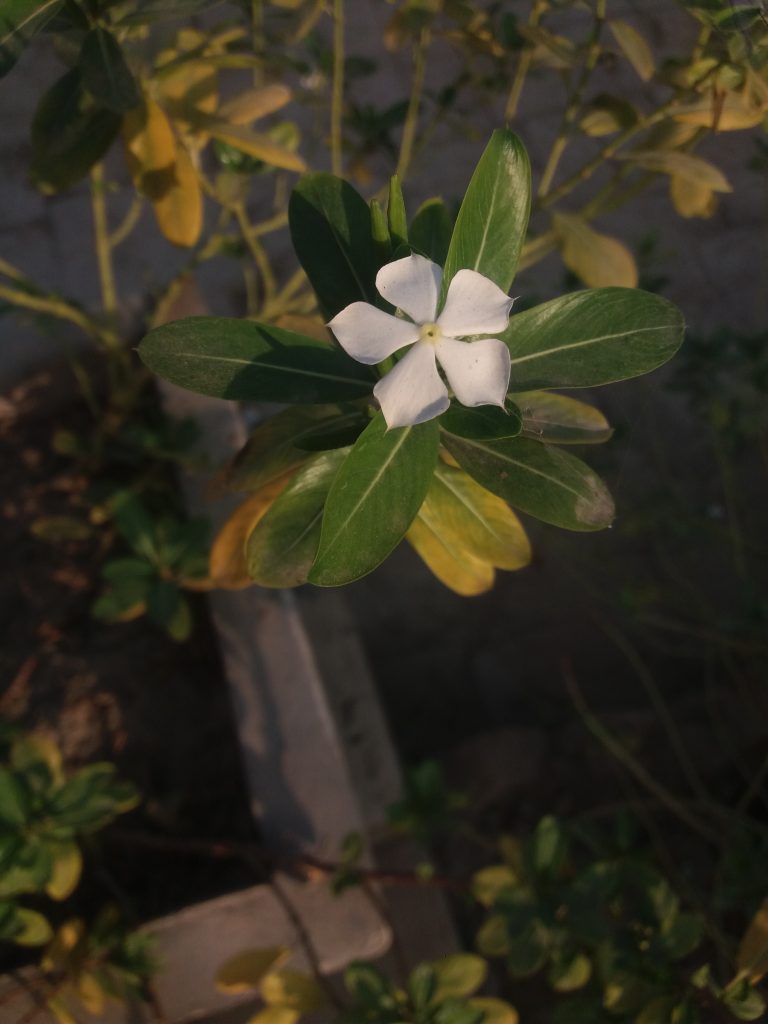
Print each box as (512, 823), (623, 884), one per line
(141, 130), (684, 593)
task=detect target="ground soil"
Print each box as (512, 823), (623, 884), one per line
(0, 362), (258, 934)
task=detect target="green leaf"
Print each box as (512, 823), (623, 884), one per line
(409, 963), (438, 1010)
(30, 69), (121, 192)
(0, 766), (29, 825)
(657, 912), (704, 960)
(608, 20), (655, 81)
(467, 997), (518, 1024)
(548, 953), (591, 993)
(146, 580), (191, 641)
(246, 450), (347, 587)
(722, 982), (766, 1021)
(387, 174), (408, 250)
(289, 173), (380, 318)
(441, 130), (531, 299)
(102, 558), (155, 582)
(344, 962), (398, 1012)
(531, 815), (567, 876)
(13, 907), (53, 946)
(370, 198), (392, 265)
(139, 317), (374, 403)
(502, 288), (684, 390)
(79, 28), (141, 113)
(410, 198), (452, 265)
(431, 954), (488, 1001)
(440, 401), (522, 441)
(514, 391), (613, 444)
(0, 0), (62, 78)
(434, 1000), (485, 1024)
(228, 406), (365, 492)
(443, 435), (614, 532)
(309, 413), (440, 586)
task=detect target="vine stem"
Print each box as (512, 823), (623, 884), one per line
(330, 0), (345, 176)
(396, 26), (430, 182)
(505, 0), (548, 121)
(90, 164), (118, 320)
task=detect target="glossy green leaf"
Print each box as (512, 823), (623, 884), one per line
(443, 435), (615, 532)
(309, 413), (440, 586)
(440, 401), (522, 441)
(229, 406), (366, 492)
(502, 288), (684, 390)
(0, 0), (62, 77)
(514, 391), (613, 444)
(289, 173), (379, 318)
(79, 28), (141, 113)
(387, 175), (408, 250)
(246, 450), (347, 587)
(30, 69), (121, 192)
(139, 317), (374, 403)
(441, 130), (531, 299)
(410, 198), (453, 265)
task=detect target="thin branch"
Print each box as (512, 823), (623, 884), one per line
(331, 0), (345, 177)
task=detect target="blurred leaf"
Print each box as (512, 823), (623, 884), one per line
(14, 907), (53, 946)
(149, 144), (203, 248)
(477, 914), (511, 957)
(619, 150), (731, 192)
(217, 83), (291, 125)
(0, 766), (28, 825)
(515, 391), (612, 444)
(387, 174), (408, 250)
(209, 476), (293, 589)
(609, 20), (654, 80)
(215, 947), (291, 994)
(468, 997), (518, 1024)
(410, 963), (438, 1010)
(673, 92), (765, 130)
(581, 95), (638, 136)
(248, 1008), (300, 1024)
(122, 99), (177, 182)
(146, 580), (191, 640)
(670, 175), (717, 218)
(549, 952), (591, 992)
(30, 515), (91, 542)
(722, 981), (766, 1021)
(260, 970), (328, 1012)
(410, 197), (453, 265)
(554, 213), (638, 288)
(183, 113), (305, 172)
(45, 841), (82, 900)
(79, 28), (140, 113)
(737, 900), (768, 982)
(431, 954), (487, 1001)
(531, 816), (567, 876)
(472, 866), (518, 907)
(0, 0), (62, 77)
(407, 512), (495, 597)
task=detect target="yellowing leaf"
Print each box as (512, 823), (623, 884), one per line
(248, 1008), (300, 1024)
(122, 100), (177, 181)
(215, 948), (291, 994)
(407, 516), (495, 597)
(77, 973), (105, 1015)
(620, 150), (731, 192)
(42, 920), (86, 972)
(673, 91), (766, 130)
(580, 96), (637, 137)
(737, 900), (768, 982)
(209, 476), (294, 589)
(47, 996), (78, 1024)
(14, 908), (53, 947)
(553, 212), (638, 289)
(260, 970), (328, 1012)
(471, 865), (518, 907)
(10, 732), (63, 784)
(151, 145), (203, 248)
(218, 84), (292, 126)
(45, 842), (83, 901)
(515, 391), (613, 445)
(431, 953), (488, 1001)
(468, 997), (519, 1024)
(670, 175), (717, 219)
(158, 57), (218, 118)
(609, 20), (654, 81)
(183, 115), (306, 172)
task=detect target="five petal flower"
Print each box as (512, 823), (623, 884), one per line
(328, 254), (514, 429)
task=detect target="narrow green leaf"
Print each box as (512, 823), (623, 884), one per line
(139, 317), (375, 403)
(440, 401), (522, 441)
(502, 288), (684, 390)
(30, 69), (121, 192)
(370, 198), (392, 265)
(79, 28), (141, 113)
(410, 198), (452, 265)
(246, 450), (347, 587)
(443, 435), (615, 532)
(309, 413), (440, 586)
(514, 391), (613, 444)
(0, 0), (62, 78)
(441, 130), (531, 300)
(387, 175), (408, 250)
(289, 173), (379, 318)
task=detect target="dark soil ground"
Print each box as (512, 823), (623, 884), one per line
(0, 362), (257, 934)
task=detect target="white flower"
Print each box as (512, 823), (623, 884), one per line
(328, 254), (514, 429)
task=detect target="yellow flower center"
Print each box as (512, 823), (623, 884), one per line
(419, 322), (442, 345)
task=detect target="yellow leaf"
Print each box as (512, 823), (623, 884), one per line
(673, 91), (766, 130)
(47, 996), (78, 1024)
(670, 175), (717, 219)
(45, 842), (83, 901)
(77, 973), (105, 1015)
(122, 100), (177, 183)
(248, 1008), (300, 1024)
(215, 948), (291, 994)
(407, 516), (495, 597)
(468, 997), (519, 1024)
(737, 900), (768, 982)
(515, 391), (613, 444)
(218, 84), (292, 126)
(10, 732), (63, 784)
(183, 115), (307, 173)
(209, 476), (294, 589)
(421, 465), (532, 571)
(619, 150), (731, 192)
(431, 954), (488, 1001)
(260, 970), (328, 1012)
(151, 146), (203, 248)
(14, 909), (53, 947)
(471, 865), (518, 907)
(553, 212), (638, 288)
(476, 914), (510, 957)
(42, 919), (85, 972)
(609, 20), (654, 81)
(158, 52), (218, 118)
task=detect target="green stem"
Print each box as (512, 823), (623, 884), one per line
(90, 164), (118, 320)
(331, 0), (345, 176)
(505, 0), (547, 120)
(233, 202), (276, 303)
(109, 194), (144, 249)
(396, 26), (430, 182)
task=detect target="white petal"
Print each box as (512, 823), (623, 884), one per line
(373, 343), (449, 429)
(375, 254), (442, 324)
(436, 336), (511, 409)
(328, 302), (419, 364)
(437, 269), (514, 337)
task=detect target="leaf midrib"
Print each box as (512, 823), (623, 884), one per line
(507, 323), (671, 366)
(161, 350), (370, 388)
(451, 437), (587, 502)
